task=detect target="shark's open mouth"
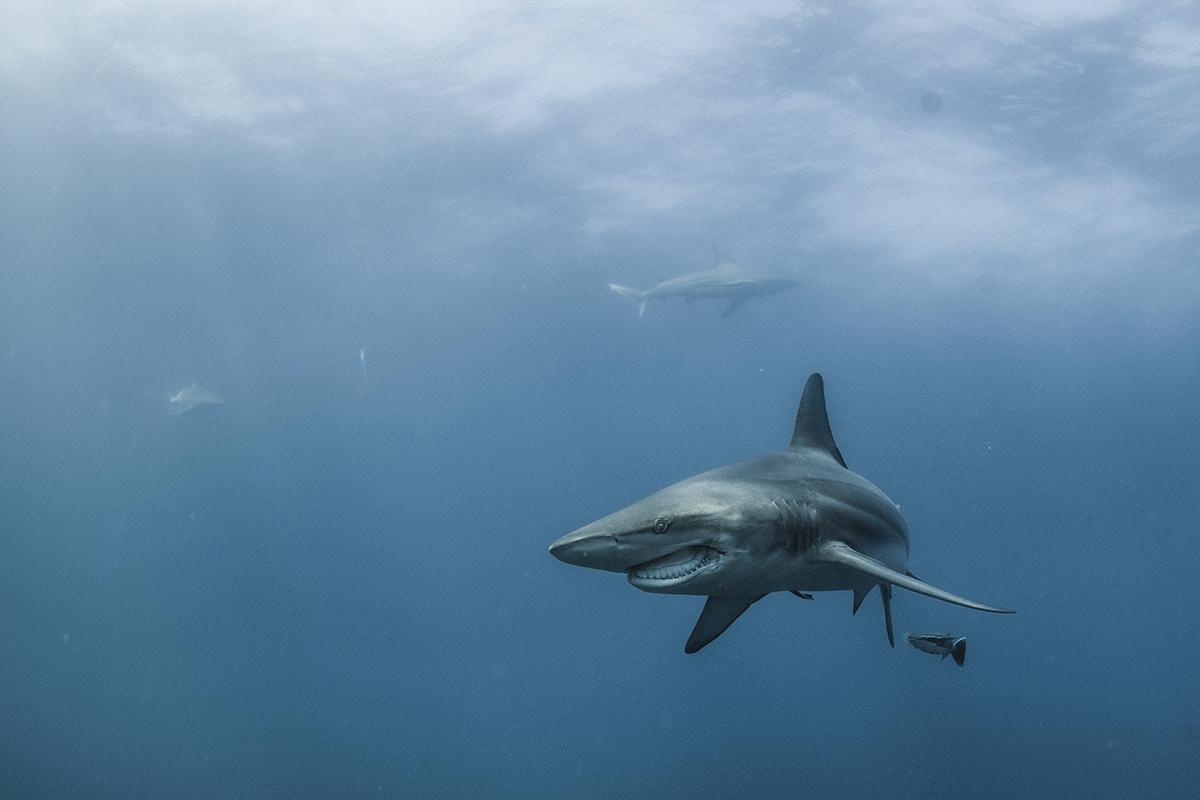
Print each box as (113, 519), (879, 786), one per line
(628, 546), (719, 582)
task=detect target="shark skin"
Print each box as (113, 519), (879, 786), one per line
(549, 373), (1013, 654)
(609, 245), (799, 319)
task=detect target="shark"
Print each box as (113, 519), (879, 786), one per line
(549, 373), (1013, 654)
(169, 382), (225, 416)
(609, 245), (799, 319)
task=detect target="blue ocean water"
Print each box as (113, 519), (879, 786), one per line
(2, 2), (1199, 797)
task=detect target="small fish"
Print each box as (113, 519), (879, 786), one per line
(169, 382), (225, 416)
(906, 633), (966, 667)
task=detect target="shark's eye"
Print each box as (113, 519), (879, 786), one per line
(653, 517), (670, 534)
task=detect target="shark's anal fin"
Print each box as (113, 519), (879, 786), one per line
(881, 584), (894, 647)
(685, 595), (765, 654)
(818, 541), (1015, 614)
(852, 584), (872, 614)
(851, 582), (893, 644)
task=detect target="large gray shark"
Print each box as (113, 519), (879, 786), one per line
(609, 245), (799, 319)
(549, 374), (1013, 653)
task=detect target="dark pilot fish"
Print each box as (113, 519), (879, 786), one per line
(907, 633), (967, 667)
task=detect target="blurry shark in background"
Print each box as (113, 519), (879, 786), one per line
(550, 373), (1013, 654)
(609, 245), (799, 319)
(907, 633), (968, 667)
(169, 382), (225, 416)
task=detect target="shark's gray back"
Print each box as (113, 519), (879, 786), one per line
(646, 265), (780, 298)
(697, 448), (910, 564)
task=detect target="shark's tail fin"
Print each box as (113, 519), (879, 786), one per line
(609, 284), (647, 319)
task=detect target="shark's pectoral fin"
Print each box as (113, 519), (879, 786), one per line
(790, 591), (814, 601)
(685, 595), (765, 654)
(720, 297), (746, 317)
(819, 542), (1015, 614)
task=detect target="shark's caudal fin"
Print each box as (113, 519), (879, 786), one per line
(609, 284), (648, 319)
(789, 373), (848, 468)
(685, 594), (765, 654)
(712, 244), (736, 267)
(819, 541), (1015, 614)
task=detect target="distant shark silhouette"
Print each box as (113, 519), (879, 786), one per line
(169, 382), (225, 416)
(609, 245), (799, 319)
(550, 373), (1013, 653)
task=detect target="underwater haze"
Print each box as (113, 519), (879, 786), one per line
(2, 1), (1199, 797)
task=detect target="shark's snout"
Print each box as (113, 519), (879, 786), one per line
(548, 528), (626, 573)
(550, 520), (724, 592)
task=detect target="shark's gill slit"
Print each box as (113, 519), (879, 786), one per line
(629, 546), (718, 581)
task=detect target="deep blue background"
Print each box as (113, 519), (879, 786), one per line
(3, 3), (1200, 798)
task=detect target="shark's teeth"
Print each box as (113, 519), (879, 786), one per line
(629, 546), (718, 581)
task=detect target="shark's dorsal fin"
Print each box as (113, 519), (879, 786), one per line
(712, 245), (735, 267)
(684, 594), (765, 654)
(789, 373), (848, 468)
